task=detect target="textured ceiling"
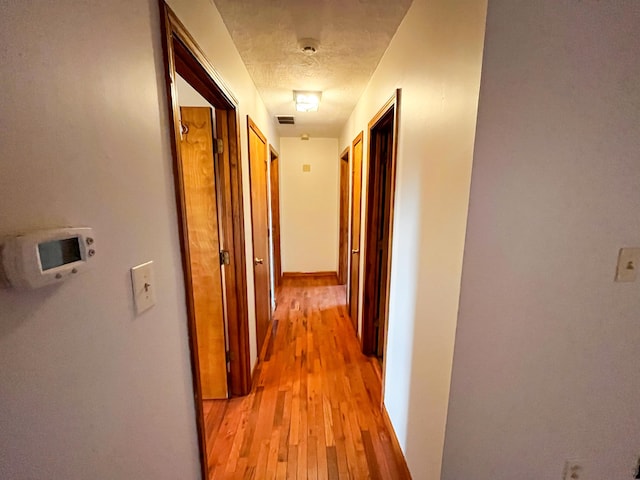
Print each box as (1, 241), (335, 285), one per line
(212, 0), (413, 138)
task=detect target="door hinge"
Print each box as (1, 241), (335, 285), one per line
(215, 138), (224, 154)
(220, 250), (230, 265)
(225, 351), (235, 363)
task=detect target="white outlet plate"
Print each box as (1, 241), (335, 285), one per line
(615, 247), (640, 282)
(131, 261), (156, 315)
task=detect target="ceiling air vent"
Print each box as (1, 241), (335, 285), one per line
(276, 115), (295, 125)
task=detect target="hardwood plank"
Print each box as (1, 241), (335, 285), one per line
(201, 276), (411, 479)
(286, 445), (298, 480)
(327, 445), (340, 480)
(361, 430), (383, 480)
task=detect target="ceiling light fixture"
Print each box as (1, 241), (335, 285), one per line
(293, 90), (322, 112)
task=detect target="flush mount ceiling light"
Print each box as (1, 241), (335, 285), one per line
(293, 90), (322, 112)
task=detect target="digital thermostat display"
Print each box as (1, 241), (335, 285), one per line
(38, 237), (82, 271)
(0, 227), (96, 289)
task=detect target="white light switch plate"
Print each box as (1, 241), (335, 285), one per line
(615, 248), (640, 282)
(131, 261), (156, 314)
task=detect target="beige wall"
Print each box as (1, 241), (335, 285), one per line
(339, 0), (488, 477)
(0, 1), (200, 478)
(279, 137), (340, 273)
(442, 1), (640, 478)
(176, 75), (214, 108)
(0, 0), (277, 478)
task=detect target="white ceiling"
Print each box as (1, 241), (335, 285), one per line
(212, 0), (413, 138)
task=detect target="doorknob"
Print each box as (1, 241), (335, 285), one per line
(352, 249), (359, 254)
(254, 257), (264, 265)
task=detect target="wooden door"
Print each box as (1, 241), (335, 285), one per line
(269, 147), (282, 292)
(338, 147), (350, 286)
(247, 117), (271, 357)
(362, 91), (400, 360)
(364, 117), (394, 358)
(349, 132), (364, 333)
(179, 106), (227, 399)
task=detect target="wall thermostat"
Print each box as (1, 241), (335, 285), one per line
(0, 227), (96, 289)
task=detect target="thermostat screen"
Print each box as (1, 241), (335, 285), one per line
(38, 237), (82, 271)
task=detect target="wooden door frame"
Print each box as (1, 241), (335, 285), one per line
(338, 146), (350, 286)
(159, 3), (252, 477)
(269, 144), (282, 297)
(247, 116), (272, 357)
(361, 90), (401, 361)
(349, 131), (364, 335)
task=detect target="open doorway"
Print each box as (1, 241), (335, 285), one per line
(362, 90), (401, 365)
(159, 4), (252, 478)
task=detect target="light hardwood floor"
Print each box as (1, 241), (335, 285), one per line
(202, 275), (410, 479)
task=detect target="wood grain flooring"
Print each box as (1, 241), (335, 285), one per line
(202, 275), (411, 479)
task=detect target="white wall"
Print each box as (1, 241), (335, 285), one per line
(339, 0), (487, 477)
(0, 0), (276, 478)
(167, 0), (279, 368)
(280, 137), (340, 273)
(442, 1), (640, 479)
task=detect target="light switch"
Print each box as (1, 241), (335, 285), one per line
(615, 248), (640, 283)
(131, 261), (156, 314)
(302, 164), (311, 172)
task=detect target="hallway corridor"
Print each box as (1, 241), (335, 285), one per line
(202, 276), (410, 479)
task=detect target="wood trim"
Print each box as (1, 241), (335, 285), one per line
(247, 116), (272, 357)
(248, 116), (267, 144)
(161, 1), (251, 397)
(164, 9), (238, 107)
(158, 7), (207, 479)
(282, 271), (338, 279)
(215, 109), (251, 397)
(229, 108), (252, 395)
(381, 404), (413, 479)
(352, 132), (364, 150)
(361, 90), (401, 386)
(268, 144), (282, 291)
(159, 2), (252, 476)
(338, 146), (350, 286)
(368, 92), (397, 130)
(380, 89), (401, 402)
(349, 131), (364, 334)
